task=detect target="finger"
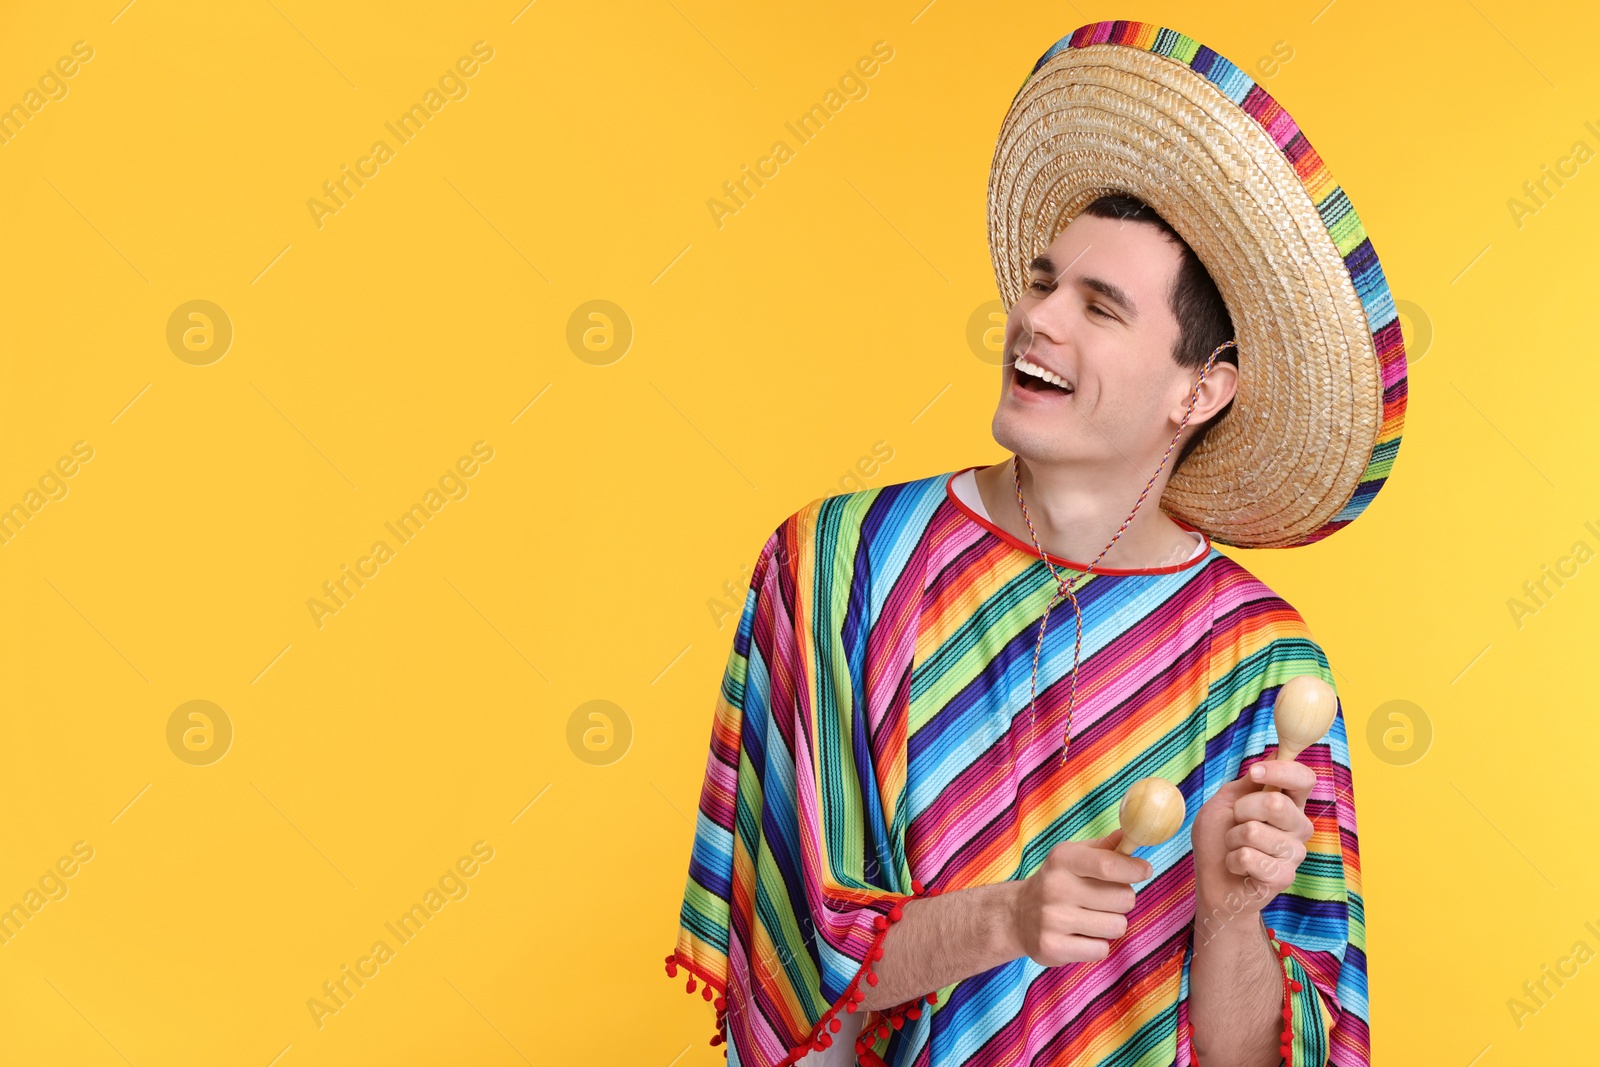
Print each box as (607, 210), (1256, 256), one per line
(1224, 845), (1301, 888)
(1088, 831), (1157, 880)
(1246, 760), (1317, 804)
(1210, 775), (1259, 804)
(1196, 778), (1257, 827)
(1050, 905), (1128, 941)
(1044, 837), (1097, 870)
(1036, 933), (1112, 965)
(1222, 818), (1297, 857)
(1085, 829), (1123, 852)
(1066, 842), (1152, 884)
(1246, 758), (1317, 791)
(1223, 821), (1308, 867)
(1073, 879), (1140, 914)
(1232, 790), (1314, 836)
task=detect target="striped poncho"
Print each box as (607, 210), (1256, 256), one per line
(669, 469), (1368, 1067)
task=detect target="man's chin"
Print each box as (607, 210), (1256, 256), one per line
(991, 408), (1082, 466)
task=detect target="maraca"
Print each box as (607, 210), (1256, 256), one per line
(1261, 674), (1338, 794)
(1114, 776), (1186, 854)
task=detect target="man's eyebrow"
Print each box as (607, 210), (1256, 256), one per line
(1079, 275), (1139, 319)
(1027, 255), (1140, 319)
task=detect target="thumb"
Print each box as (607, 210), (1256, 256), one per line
(1088, 828), (1125, 851)
(1214, 774), (1258, 801)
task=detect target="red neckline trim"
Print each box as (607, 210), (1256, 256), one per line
(944, 465), (1213, 576)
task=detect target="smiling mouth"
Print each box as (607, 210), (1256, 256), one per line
(1012, 355), (1074, 395)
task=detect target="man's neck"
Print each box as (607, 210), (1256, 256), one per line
(973, 457), (1199, 569)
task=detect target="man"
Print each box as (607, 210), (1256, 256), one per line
(667, 20), (1406, 1067)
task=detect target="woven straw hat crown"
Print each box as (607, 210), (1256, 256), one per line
(988, 21), (1407, 548)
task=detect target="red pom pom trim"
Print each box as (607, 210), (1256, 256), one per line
(852, 885), (948, 1067)
(667, 877), (941, 1067)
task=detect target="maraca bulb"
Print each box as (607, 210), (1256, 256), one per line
(1117, 777), (1186, 851)
(1273, 675), (1338, 753)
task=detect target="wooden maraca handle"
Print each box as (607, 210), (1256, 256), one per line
(1261, 675), (1338, 794)
(1115, 777), (1185, 853)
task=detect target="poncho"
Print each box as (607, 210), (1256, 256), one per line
(668, 469), (1368, 1067)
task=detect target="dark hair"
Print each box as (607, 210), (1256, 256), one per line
(1077, 193), (1236, 470)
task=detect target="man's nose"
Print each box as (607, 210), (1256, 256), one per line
(1020, 292), (1074, 351)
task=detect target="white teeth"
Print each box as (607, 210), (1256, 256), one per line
(1015, 356), (1071, 390)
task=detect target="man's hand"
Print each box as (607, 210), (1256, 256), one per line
(1010, 830), (1153, 967)
(1191, 760), (1315, 918)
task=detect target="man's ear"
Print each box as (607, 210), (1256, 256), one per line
(1170, 358), (1238, 428)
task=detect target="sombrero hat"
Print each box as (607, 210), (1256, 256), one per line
(987, 20), (1408, 549)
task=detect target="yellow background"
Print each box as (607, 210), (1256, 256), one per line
(0, 0), (1593, 1063)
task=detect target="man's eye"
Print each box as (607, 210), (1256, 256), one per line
(1088, 304), (1112, 319)
(1027, 279), (1053, 293)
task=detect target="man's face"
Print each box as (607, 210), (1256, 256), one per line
(992, 214), (1196, 470)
